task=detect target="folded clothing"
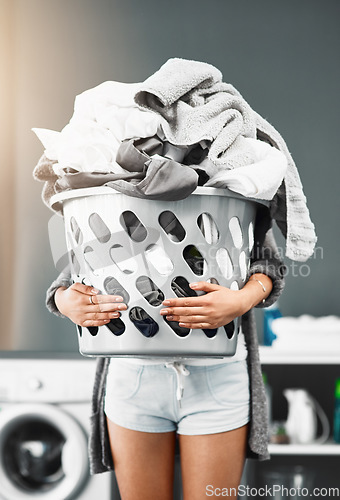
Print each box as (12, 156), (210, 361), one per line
(271, 315), (340, 351)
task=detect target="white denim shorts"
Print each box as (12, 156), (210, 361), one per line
(104, 358), (250, 435)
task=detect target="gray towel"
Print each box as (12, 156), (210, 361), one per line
(135, 58), (256, 168)
(135, 58), (317, 262)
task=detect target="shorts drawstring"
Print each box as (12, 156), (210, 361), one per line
(165, 362), (190, 407)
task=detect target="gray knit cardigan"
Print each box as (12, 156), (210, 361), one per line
(46, 208), (285, 474)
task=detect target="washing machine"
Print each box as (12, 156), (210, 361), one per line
(0, 356), (119, 500)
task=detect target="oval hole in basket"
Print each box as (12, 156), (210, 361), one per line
(77, 325), (82, 337)
(136, 276), (164, 306)
(158, 211), (186, 242)
(224, 321), (235, 339)
(110, 244), (137, 275)
(171, 276), (217, 338)
(230, 281), (239, 291)
(171, 276), (197, 298)
(103, 276), (130, 304)
(203, 328), (217, 338)
(70, 250), (81, 275)
(239, 251), (247, 282)
(183, 245), (206, 276)
(197, 213), (219, 244)
(84, 246), (102, 276)
(229, 216), (243, 249)
(216, 248), (233, 280)
(81, 277), (92, 287)
(87, 326), (99, 337)
(120, 211), (147, 242)
(248, 221), (254, 253)
(145, 244), (174, 275)
(163, 317), (190, 337)
(129, 307), (159, 338)
(88, 213), (111, 243)
(105, 318), (125, 336)
(70, 216), (83, 244)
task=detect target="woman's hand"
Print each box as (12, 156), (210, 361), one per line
(160, 274), (272, 330)
(54, 282), (127, 327)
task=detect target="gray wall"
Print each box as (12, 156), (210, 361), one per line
(2, 0), (339, 351)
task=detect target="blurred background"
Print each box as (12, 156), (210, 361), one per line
(0, 0), (339, 351)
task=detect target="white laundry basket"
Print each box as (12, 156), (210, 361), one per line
(51, 186), (264, 358)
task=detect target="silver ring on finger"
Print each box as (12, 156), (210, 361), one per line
(89, 295), (95, 305)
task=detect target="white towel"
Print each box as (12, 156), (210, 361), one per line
(271, 315), (340, 351)
(204, 137), (287, 200)
(33, 81), (164, 175)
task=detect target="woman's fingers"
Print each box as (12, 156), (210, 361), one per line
(84, 310), (121, 319)
(81, 293), (127, 313)
(70, 283), (126, 309)
(169, 315), (212, 324)
(90, 294), (124, 305)
(80, 310), (124, 327)
(160, 282), (223, 309)
(162, 297), (206, 308)
(160, 284), (242, 329)
(82, 318), (119, 327)
(160, 305), (219, 328)
(70, 282), (99, 296)
(89, 298), (127, 313)
(178, 322), (213, 330)
(81, 319), (114, 327)
(81, 294), (128, 326)
(160, 306), (206, 318)
(56, 285), (129, 327)
(189, 281), (221, 293)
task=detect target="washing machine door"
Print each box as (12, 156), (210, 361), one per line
(0, 404), (89, 500)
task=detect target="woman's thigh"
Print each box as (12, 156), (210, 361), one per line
(179, 424), (249, 500)
(107, 418), (177, 500)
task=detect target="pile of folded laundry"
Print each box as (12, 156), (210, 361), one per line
(270, 315), (340, 352)
(33, 58), (317, 262)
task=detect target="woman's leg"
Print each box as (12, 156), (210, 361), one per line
(179, 424), (249, 500)
(107, 418), (177, 500)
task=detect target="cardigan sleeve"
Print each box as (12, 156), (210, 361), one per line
(248, 205), (286, 308)
(45, 266), (73, 318)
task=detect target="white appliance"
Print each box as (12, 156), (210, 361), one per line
(0, 356), (117, 500)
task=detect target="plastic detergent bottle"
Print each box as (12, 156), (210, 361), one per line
(333, 378), (340, 443)
(263, 302), (282, 346)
